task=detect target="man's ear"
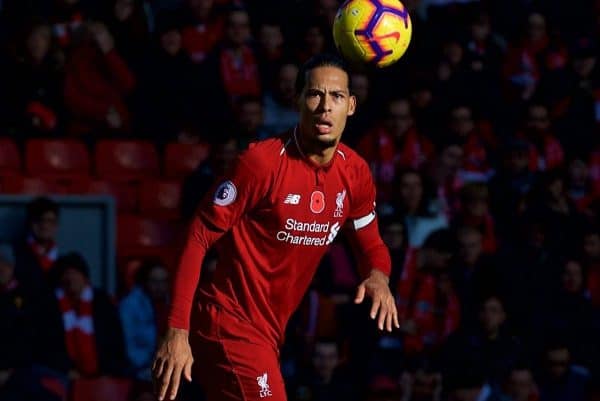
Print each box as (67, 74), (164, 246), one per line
(348, 95), (357, 116)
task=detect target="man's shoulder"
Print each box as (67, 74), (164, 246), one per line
(240, 133), (290, 166)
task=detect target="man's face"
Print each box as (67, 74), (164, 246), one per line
(160, 30), (182, 56)
(412, 370), (440, 401)
(583, 233), (600, 261)
(0, 260), (15, 287)
(479, 297), (506, 334)
(450, 107), (474, 138)
(312, 342), (338, 381)
(145, 266), (169, 301)
(458, 230), (482, 265)
(226, 11), (250, 46)
(385, 100), (413, 139)
(238, 101), (263, 133)
(277, 64), (298, 105)
(527, 105), (550, 134)
(399, 172), (422, 213)
(350, 73), (369, 105)
(562, 261), (583, 294)
(32, 211), (59, 243)
(507, 149), (529, 173)
(259, 24), (283, 53)
(546, 348), (570, 379)
(27, 25), (51, 63)
(383, 223), (404, 251)
(298, 66), (356, 149)
(440, 145), (464, 173)
(573, 56), (596, 78)
(61, 267), (87, 299)
(506, 369), (535, 401)
(188, 0), (214, 20)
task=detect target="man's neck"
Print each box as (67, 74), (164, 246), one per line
(295, 129), (337, 166)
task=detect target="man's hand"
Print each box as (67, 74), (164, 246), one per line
(354, 269), (400, 332)
(152, 328), (194, 401)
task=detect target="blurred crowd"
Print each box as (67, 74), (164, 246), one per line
(0, 0), (599, 400)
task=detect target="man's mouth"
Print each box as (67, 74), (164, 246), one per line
(314, 118), (333, 134)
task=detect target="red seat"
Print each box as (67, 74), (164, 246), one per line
(139, 179), (182, 219)
(95, 140), (159, 180)
(164, 142), (209, 178)
(117, 215), (175, 247)
(0, 138), (21, 174)
(117, 215), (180, 270)
(70, 377), (132, 401)
(70, 178), (138, 212)
(26, 139), (90, 177)
(1, 174), (65, 195)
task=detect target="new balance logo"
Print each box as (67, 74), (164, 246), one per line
(257, 373), (272, 398)
(284, 194), (301, 205)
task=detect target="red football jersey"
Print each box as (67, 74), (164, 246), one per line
(169, 129), (391, 347)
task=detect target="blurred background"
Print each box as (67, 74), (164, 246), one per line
(0, 0), (598, 400)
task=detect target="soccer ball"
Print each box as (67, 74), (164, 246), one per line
(333, 0), (412, 68)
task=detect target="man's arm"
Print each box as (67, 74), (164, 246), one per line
(346, 156), (398, 332)
(346, 216), (399, 332)
(154, 147), (272, 400)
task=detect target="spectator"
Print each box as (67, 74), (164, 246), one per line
(0, 245), (33, 379)
(119, 259), (170, 381)
(396, 229), (460, 355)
(288, 338), (357, 401)
(181, 0), (224, 64)
(393, 169), (448, 248)
(429, 139), (465, 218)
(538, 341), (589, 401)
(263, 60), (300, 136)
(296, 19), (329, 63)
(532, 259), (597, 369)
(48, 0), (99, 48)
(444, 361), (509, 401)
(515, 102), (565, 173)
(63, 20), (136, 137)
(566, 157), (597, 214)
(489, 138), (535, 237)
(503, 12), (568, 103)
(32, 252), (127, 378)
(104, 0), (151, 72)
(136, 10), (209, 142)
(344, 70), (373, 146)
(451, 226), (501, 322)
(204, 5), (261, 107)
(2, 19), (65, 137)
(496, 214), (562, 335)
(233, 95), (268, 149)
(453, 183), (498, 253)
(442, 294), (522, 390)
(358, 98), (435, 202)
(582, 226), (600, 308)
(446, 104), (497, 183)
(13, 197), (60, 297)
(527, 169), (584, 252)
(538, 35), (599, 157)
(398, 361), (442, 401)
(255, 17), (287, 83)
(502, 364), (539, 401)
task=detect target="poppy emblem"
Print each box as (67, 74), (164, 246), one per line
(310, 191), (325, 214)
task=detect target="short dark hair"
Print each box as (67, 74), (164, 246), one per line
(27, 197), (59, 224)
(423, 228), (456, 254)
(295, 53), (352, 95)
(50, 252), (90, 286)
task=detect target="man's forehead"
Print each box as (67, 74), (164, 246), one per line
(305, 66), (349, 90)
